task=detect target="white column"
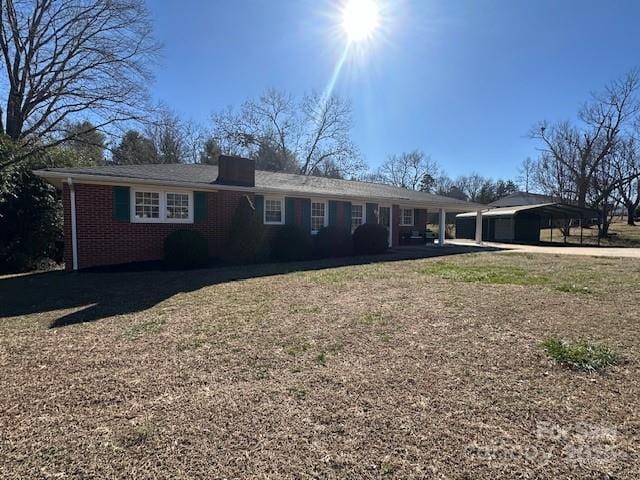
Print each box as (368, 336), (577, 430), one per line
(475, 209), (483, 244)
(438, 208), (446, 246)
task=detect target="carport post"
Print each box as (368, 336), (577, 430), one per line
(580, 216), (583, 245)
(438, 208), (446, 247)
(475, 210), (483, 244)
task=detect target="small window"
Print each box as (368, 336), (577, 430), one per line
(400, 208), (414, 226)
(166, 192), (190, 220)
(351, 204), (364, 232)
(135, 191), (160, 220)
(264, 197), (284, 224)
(311, 201), (326, 234)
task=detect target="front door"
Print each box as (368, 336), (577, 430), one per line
(378, 206), (392, 247)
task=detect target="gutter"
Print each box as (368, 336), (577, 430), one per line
(67, 177), (79, 271)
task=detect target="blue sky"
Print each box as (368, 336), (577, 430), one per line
(147, 0), (640, 179)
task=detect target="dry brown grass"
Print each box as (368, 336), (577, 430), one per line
(1, 252), (639, 478)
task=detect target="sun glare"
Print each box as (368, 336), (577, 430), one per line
(341, 0), (380, 42)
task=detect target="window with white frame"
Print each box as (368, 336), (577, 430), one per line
(264, 197), (284, 224)
(134, 191), (160, 220)
(132, 189), (193, 223)
(351, 204), (364, 232)
(166, 192), (190, 220)
(400, 207), (414, 226)
(311, 201), (327, 233)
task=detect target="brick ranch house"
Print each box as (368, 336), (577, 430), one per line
(35, 156), (485, 271)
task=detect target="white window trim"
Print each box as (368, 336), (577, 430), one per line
(131, 188), (194, 224)
(310, 199), (328, 234)
(351, 202), (365, 232)
(400, 207), (414, 226)
(263, 196), (285, 225)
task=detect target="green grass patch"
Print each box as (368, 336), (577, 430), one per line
(289, 304), (321, 314)
(360, 311), (385, 325)
(542, 337), (620, 372)
(555, 283), (592, 295)
(122, 319), (165, 341)
(288, 386), (307, 400)
(420, 262), (549, 286)
(283, 337), (310, 356)
(176, 338), (208, 352)
(381, 462), (397, 476)
(117, 423), (154, 448)
(304, 265), (387, 285)
(316, 351), (327, 366)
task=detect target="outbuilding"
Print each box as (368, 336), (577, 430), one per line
(455, 203), (597, 244)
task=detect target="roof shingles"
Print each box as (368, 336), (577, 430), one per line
(36, 164), (484, 210)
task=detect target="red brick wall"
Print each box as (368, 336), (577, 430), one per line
(63, 183), (251, 270)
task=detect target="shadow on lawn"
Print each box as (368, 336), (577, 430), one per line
(0, 244), (501, 329)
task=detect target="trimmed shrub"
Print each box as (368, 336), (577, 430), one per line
(163, 229), (208, 269)
(271, 224), (312, 262)
(314, 226), (353, 258)
(226, 195), (264, 263)
(353, 223), (389, 255)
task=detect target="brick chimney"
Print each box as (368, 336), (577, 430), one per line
(216, 155), (255, 187)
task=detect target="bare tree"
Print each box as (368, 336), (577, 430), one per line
(212, 88), (363, 178)
(517, 157), (535, 192)
(530, 70), (640, 209)
(145, 110), (186, 164)
(533, 152), (577, 204)
(454, 173), (486, 202)
(0, 0), (159, 169)
(376, 150), (438, 190)
(614, 136), (640, 225)
(590, 147), (626, 237)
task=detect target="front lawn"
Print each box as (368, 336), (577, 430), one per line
(1, 252), (639, 478)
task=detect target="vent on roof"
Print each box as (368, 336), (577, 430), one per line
(216, 155), (255, 187)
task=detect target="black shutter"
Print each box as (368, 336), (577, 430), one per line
(113, 186), (130, 222)
(194, 191), (208, 223)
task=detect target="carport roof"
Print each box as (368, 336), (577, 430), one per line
(456, 202), (598, 218)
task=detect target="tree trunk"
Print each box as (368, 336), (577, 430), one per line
(599, 205), (610, 238)
(5, 88), (24, 140)
(577, 179), (588, 210)
(629, 205), (637, 225)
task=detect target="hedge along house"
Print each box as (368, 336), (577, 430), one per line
(35, 156), (484, 271)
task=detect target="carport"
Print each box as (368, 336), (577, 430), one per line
(455, 203), (599, 245)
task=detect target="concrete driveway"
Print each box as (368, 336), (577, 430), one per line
(448, 239), (640, 259)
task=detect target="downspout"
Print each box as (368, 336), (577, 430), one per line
(67, 177), (78, 271)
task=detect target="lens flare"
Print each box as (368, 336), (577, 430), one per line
(341, 0), (380, 42)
